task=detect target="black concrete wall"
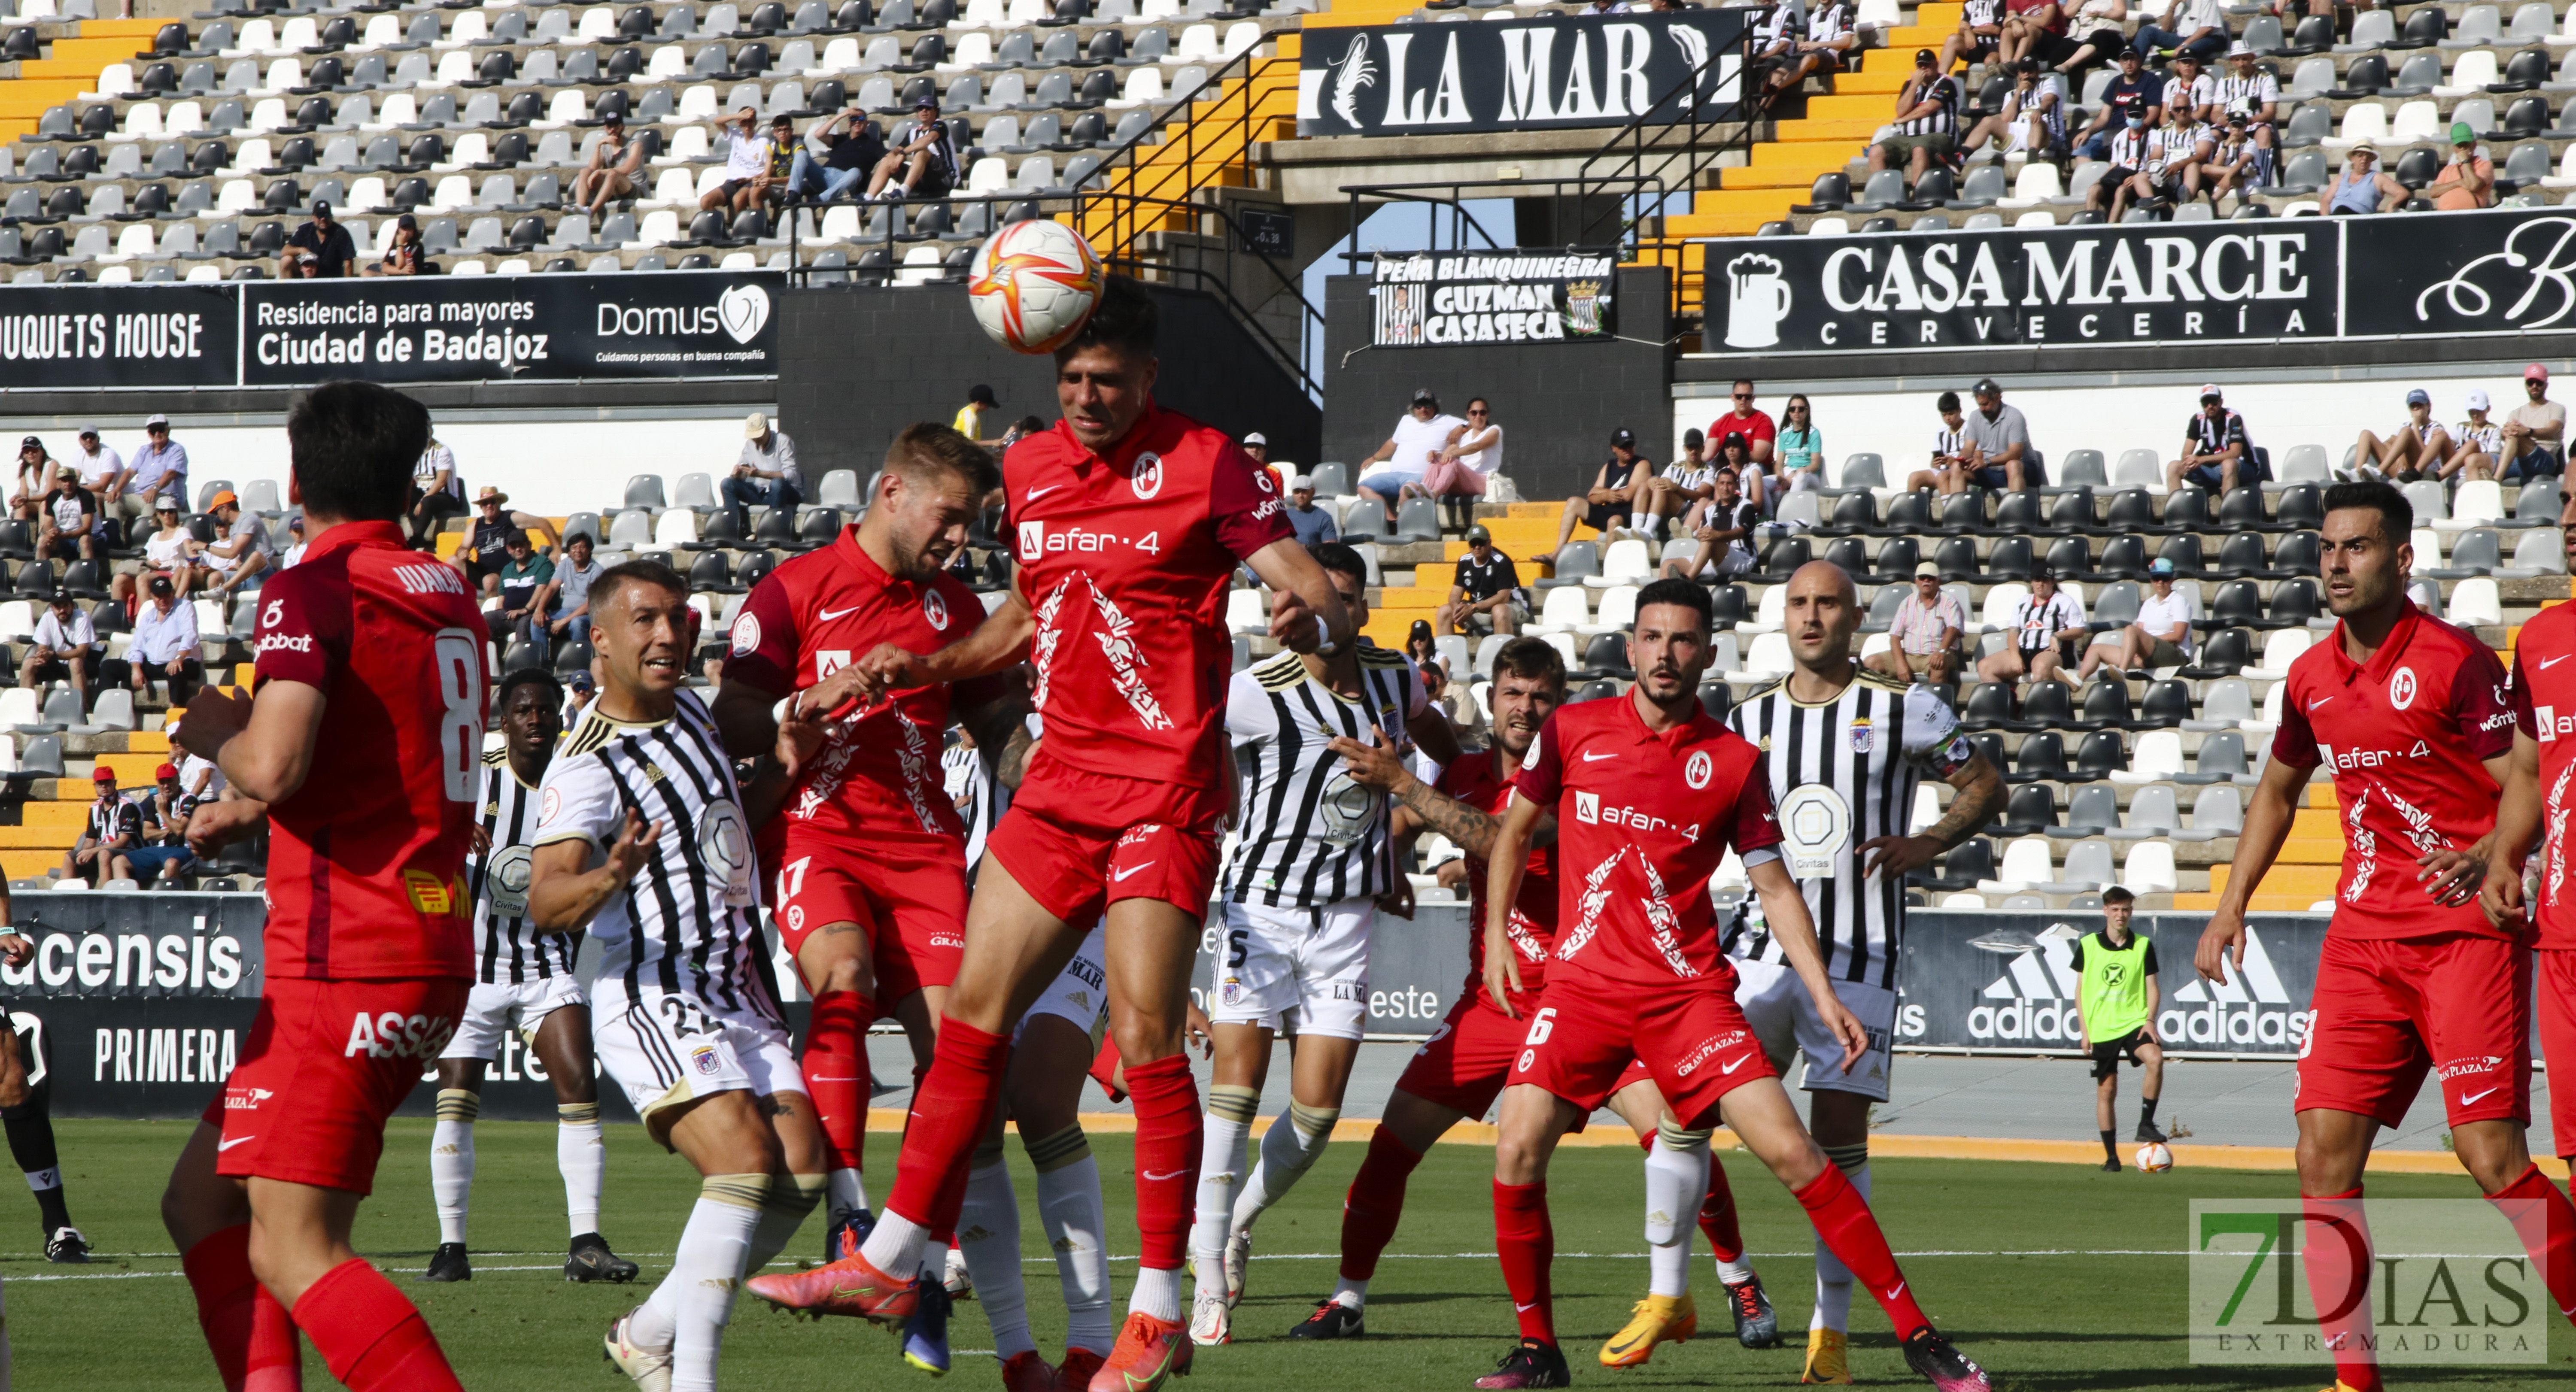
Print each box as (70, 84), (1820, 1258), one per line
(777, 282), (1321, 479)
(1321, 266), (1673, 506)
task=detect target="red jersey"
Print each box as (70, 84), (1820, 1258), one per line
(1707, 407), (1777, 455)
(2508, 601), (2576, 948)
(2271, 606), (2515, 939)
(250, 520), (487, 979)
(1006, 403), (1292, 785)
(726, 527), (1001, 846)
(1511, 694), (1783, 988)
(1439, 751), (1556, 1012)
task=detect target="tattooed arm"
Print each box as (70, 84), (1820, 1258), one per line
(1328, 731), (1555, 858)
(1856, 748), (2004, 879)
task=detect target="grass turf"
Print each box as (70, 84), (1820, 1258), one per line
(5, 1118), (2570, 1389)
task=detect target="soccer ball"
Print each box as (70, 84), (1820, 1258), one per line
(967, 219), (1104, 355)
(2135, 1142), (2175, 1173)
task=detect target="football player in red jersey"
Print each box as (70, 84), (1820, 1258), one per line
(711, 423), (1028, 1371)
(1285, 636), (1773, 1353)
(2201, 480), (2576, 1392)
(158, 382), (487, 1392)
(1477, 579), (1990, 1392)
(2490, 521), (2576, 1173)
(748, 276), (1347, 1392)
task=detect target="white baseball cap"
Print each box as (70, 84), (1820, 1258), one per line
(1243, 431), (1267, 446)
(2466, 388), (2491, 411)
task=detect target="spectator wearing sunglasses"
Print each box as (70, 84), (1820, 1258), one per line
(1776, 393), (1826, 493)
(1413, 397), (1506, 531)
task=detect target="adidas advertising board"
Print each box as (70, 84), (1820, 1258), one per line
(1929, 911), (2328, 1055)
(1294, 9), (1747, 136)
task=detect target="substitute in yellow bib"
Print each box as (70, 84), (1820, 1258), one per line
(2071, 886), (2167, 1171)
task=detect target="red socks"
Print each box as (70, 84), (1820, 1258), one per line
(1700, 1153), (1746, 1265)
(1124, 1051), (1203, 1271)
(182, 1224), (259, 1391)
(885, 1019), (1010, 1232)
(1492, 1180), (1554, 1342)
(2301, 1189), (2379, 1392)
(246, 1283), (304, 1392)
(292, 1258), (461, 1392)
(1794, 1163), (1932, 1340)
(2489, 1166), (2576, 1325)
(1339, 1125), (1428, 1282)
(801, 989), (868, 1177)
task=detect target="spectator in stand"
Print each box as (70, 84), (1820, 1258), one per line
(121, 414), (187, 527)
(2090, 107), (2158, 220)
(2165, 384), (2253, 493)
(2132, 0), (2226, 61)
(1978, 563), (2087, 687)
(1868, 49), (1964, 182)
(541, 531), (603, 649)
(9, 437), (52, 524)
(69, 427), (125, 519)
(408, 430), (465, 549)
(1869, 561), (1968, 687)
(2355, 388), (2454, 482)
(200, 490), (270, 600)
(1419, 659), (1485, 747)
(1284, 474), (1339, 547)
(1998, 0), (2062, 67)
(1774, 393), (1826, 493)
(2502, 364), (2566, 480)
(564, 669), (596, 726)
(1757, 0), (1858, 111)
(2210, 42), (2279, 179)
(279, 514), (307, 569)
(1640, 428), (1717, 532)
(124, 762), (205, 885)
(491, 530), (557, 657)
(865, 97), (962, 202)
(1940, 0), (2005, 75)
(1242, 433), (1285, 497)
(1660, 464), (1761, 579)
(952, 383), (1000, 443)
(2199, 112), (2263, 206)
(1708, 378), (1778, 468)
(281, 200), (356, 279)
(726, 411), (803, 533)
(1552, 428), (1655, 550)
(35, 467), (96, 561)
(571, 114), (650, 216)
(702, 106), (771, 214)
(2444, 391), (2504, 482)
(1435, 525), (1528, 636)
(1961, 379), (2040, 490)
(362, 215), (426, 276)
(2326, 141), (2407, 214)
(1747, 0), (1800, 86)
(20, 589), (94, 711)
(118, 495), (202, 604)
(2428, 122), (2496, 211)
(2074, 47), (2159, 160)
(2078, 557), (2194, 678)
(2143, 100), (2211, 210)
(62, 767), (140, 889)
(128, 572), (201, 707)
(1963, 58), (2067, 159)
(2163, 51), (2212, 122)
(455, 486), (562, 595)
(1905, 391), (1975, 493)
(1403, 618), (1446, 676)
(786, 106), (884, 205)
(1358, 388), (1467, 527)
(1415, 397), (1504, 529)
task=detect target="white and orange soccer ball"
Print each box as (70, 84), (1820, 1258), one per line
(967, 219), (1104, 355)
(2135, 1142), (2175, 1173)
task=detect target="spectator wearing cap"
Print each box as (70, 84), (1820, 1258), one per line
(1358, 388), (1468, 528)
(1403, 616), (1445, 673)
(69, 427), (125, 517)
(283, 200), (356, 279)
(1241, 433), (1285, 498)
(2072, 47), (2159, 162)
(565, 668), (598, 725)
(2445, 391), (2504, 482)
(1552, 428), (1656, 552)
(785, 106), (884, 208)
(2199, 111), (2263, 205)
(408, 428), (465, 549)
(1960, 379), (2040, 490)
(954, 384), (1000, 443)
(726, 411), (803, 534)
(1708, 378), (1778, 470)
(2079, 558), (2193, 679)
(20, 588), (94, 710)
(2502, 364), (2566, 480)
(2132, 0), (2225, 62)
(279, 514), (309, 569)
(125, 761), (205, 885)
(2355, 388), (2453, 482)
(492, 529), (558, 658)
(128, 571), (202, 707)
(704, 106), (771, 214)
(200, 490), (270, 600)
(362, 214), (425, 277)
(1415, 397), (1507, 530)
(1908, 389), (1976, 494)
(2428, 122), (2496, 211)
(455, 485), (562, 596)
(63, 766), (141, 889)
(1868, 562), (1968, 687)
(1757, 0), (1859, 111)
(9, 437), (53, 524)
(36, 466), (96, 561)
(121, 415), (188, 524)
(1437, 525), (1528, 637)
(1868, 49), (1965, 180)
(572, 113), (650, 217)
(1285, 475), (1339, 548)
(1979, 564), (2088, 687)
(2165, 384), (2253, 493)
(542, 531), (604, 648)
(1661, 464), (1761, 579)
(866, 97), (961, 202)
(2326, 142), (2407, 215)
(2211, 42), (2280, 168)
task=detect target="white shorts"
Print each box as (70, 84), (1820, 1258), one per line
(1731, 955), (1898, 1102)
(1209, 897), (1373, 1041)
(590, 976), (800, 1128)
(440, 973), (587, 1061)
(1018, 924), (1109, 1044)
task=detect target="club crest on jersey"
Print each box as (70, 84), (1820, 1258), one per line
(540, 786), (562, 825)
(1684, 749), (1713, 789)
(1130, 452), (1164, 500)
(2389, 666), (2418, 710)
(923, 589), (949, 631)
(691, 1044), (721, 1077)
(1849, 717), (1874, 753)
(730, 613), (763, 656)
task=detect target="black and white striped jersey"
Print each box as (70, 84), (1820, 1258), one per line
(941, 735), (1001, 870)
(534, 689), (779, 1019)
(1721, 668), (1975, 990)
(471, 748), (575, 985)
(1223, 645), (1426, 910)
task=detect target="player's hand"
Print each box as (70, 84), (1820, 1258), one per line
(470, 823), (492, 856)
(2195, 909), (2246, 983)
(0, 934), (29, 968)
(851, 643), (923, 709)
(1375, 874), (1415, 921)
(184, 797), (267, 855)
(170, 685), (252, 760)
(1184, 1000), (1215, 1059)
(605, 810), (660, 886)
(775, 691), (829, 781)
(1817, 992), (1869, 1073)
(1482, 921), (1523, 1018)
(1269, 587), (1321, 653)
(1435, 858), (1469, 891)
(2415, 846), (2486, 907)
(2483, 853), (2531, 933)
(1858, 833), (1943, 880)
(1329, 729), (1412, 795)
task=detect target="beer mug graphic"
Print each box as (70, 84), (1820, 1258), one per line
(1721, 253), (1793, 349)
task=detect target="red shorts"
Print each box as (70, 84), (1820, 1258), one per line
(2537, 949), (2576, 1158)
(1510, 966), (1770, 1129)
(200, 975), (468, 1195)
(2297, 931), (2531, 1131)
(988, 763), (1225, 928)
(1399, 989), (1647, 1125)
(774, 835), (967, 1019)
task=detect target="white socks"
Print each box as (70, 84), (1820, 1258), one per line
(858, 1208), (930, 1279)
(745, 1173), (825, 1275)
(638, 1174), (768, 1392)
(828, 1167), (871, 1227)
(1030, 1128), (1114, 1355)
(960, 1150), (1036, 1360)
(1190, 1085), (1259, 1305)
(1811, 1144), (1871, 1334)
(1130, 1264), (1181, 1323)
(1331, 1278), (1367, 1310)
(430, 1089), (478, 1246)
(1644, 1125), (1711, 1300)
(1232, 1100), (1338, 1234)
(559, 1101), (605, 1239)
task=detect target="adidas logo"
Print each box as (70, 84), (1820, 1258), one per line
(958, 1225), (994, 1243)
(1966, 925), (2085, 1042)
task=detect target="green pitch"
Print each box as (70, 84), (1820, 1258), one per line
(6, 1119), (2568, 1389)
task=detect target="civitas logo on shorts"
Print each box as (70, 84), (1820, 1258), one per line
(342, 1011), (458, 1060)
(594, 284), (772, 346)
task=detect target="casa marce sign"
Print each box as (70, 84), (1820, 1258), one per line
(1704, 205), (2576, 355)
(1297, 9), (1748, 137)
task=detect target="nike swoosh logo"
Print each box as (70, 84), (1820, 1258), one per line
(2307, 697), (2333, 712)
(1513, 1301), (1539, 1313)
(1027, 485), (1060, 501)
(1112, 861), (1157, 883)
(1582, 751), (1618, 762)
(1720, 1054), (1752, 1074)
(2463, 1086), (2500, 1106)
(1606, 1334), (1646, 1355)
(1142, 1168), (1185, 1182)
(218, 1136), (255, 1151)
(1883, 1282), (1905, 1301)
(832, 1283), (879, 1298)
(817, 604), (862, 621)
(2545, 656), (2571, 670)
(1124, 1344), (1175, 1392)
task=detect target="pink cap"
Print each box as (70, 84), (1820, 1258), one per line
(2528, 363), (2551, 382)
